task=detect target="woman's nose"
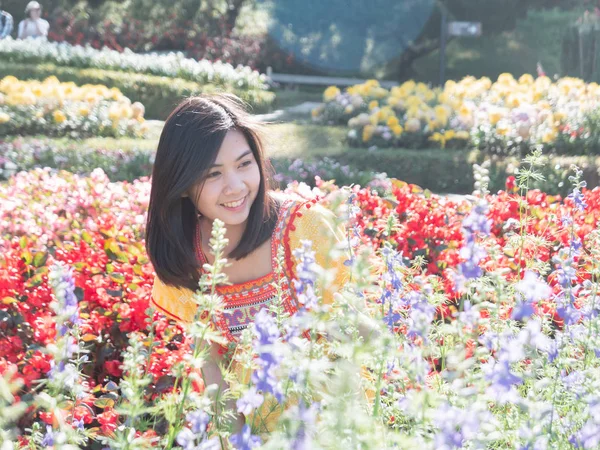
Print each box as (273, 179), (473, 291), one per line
(223, 173), (245, 194)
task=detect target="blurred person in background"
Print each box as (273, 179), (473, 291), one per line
(17, 1), (49, 39)
(0, 1), (13, 39)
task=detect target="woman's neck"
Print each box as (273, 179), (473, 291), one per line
(199, 217), (247, 255)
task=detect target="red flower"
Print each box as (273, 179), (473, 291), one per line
(105, 360), (123, 378)
(97, 409), (119, 434)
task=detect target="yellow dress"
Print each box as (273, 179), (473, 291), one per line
(150, 196), (351, 433)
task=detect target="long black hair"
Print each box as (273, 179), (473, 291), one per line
(145, 94), (278, 291)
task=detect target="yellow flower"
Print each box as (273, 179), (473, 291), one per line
(498, 73), (515, 85)
(554, 111), (566, 123)
(323, 86), (341, 102)
(0, 76), (18, 91)
(120, 104), (133, 119)
(0, 112), (10, 124)
(459, 104), (471, 117)
(108, 104), (121, 121)
(19, 91), (37, 106)
(43, 76), (60, 85)
(391, 124), (403, 136)
(488, 109), (504, 126)
(53, 110), (67, 123)
(455, 130), (470, 140)
(405, 118), (421, 133)
(362, 124), (375, 142)
(518, 73), (534, 85)
(79, 106), (90, 116)
(507, 94), (521, 108)
(542, 129), (557, 144)
(344, 105), (354, 114)
(429, 132), (446, 148)
(387, 96), (401, 107)
(496, 123), (510, 136)
(368, 100), (379, 110)
(387, 116), (399, 127)
(32, 86), (44, 97)
(444, 129), (456, 140)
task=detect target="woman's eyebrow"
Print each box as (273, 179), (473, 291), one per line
(210, 150), (253, 167)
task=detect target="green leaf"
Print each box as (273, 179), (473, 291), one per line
(109, 272), (125, 284)
(21, 251), (33, 265)
(81, 231), (93, 245)
(33, 252), (48, 268)
(93, 397), (115, 409)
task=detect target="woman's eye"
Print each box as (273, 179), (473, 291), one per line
(240, 160), (253, 168)
(207, 171), (220, 178)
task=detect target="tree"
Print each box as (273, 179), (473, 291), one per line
(266, 0), (588, 79)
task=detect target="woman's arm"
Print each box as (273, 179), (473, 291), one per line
(202, 342), (245, 433)
(17, 20), (24, 39)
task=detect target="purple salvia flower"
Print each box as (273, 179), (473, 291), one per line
(251, 309), (283, 402)
(568, 188), (587, 212)
(176, 428), (196, 450)
(186, 410), (210, 436)
(293, 240), (319, 310)
(237, 387), (264, 416)
(406, 300), (436, 340)
(230, 424), (262, 450)
(433, 403), (484, 449)
(41, 425), (55, 447)
(516, 271), (552, 303)
(291, 401), (319, 450)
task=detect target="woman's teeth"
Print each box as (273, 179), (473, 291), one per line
(222, 197), (245, 208)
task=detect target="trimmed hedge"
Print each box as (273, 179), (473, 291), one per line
(328, 147), (600, 196)
(4, 137), (599, 197)
(0, 62), (275, 120)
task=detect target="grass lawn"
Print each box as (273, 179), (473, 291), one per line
(11, 122), (350, 160)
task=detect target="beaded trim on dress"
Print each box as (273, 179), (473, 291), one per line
(195, 198), (300, 342)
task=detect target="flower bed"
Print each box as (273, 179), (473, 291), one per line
(0, 38), (269, 92)
(0, 62), (276, 120)
(313, 75), (600, 156)
(0, 76), (148, 138)
(2, 162), (600, 447)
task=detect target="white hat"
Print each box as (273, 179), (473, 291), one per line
(25, 1), (41, 13)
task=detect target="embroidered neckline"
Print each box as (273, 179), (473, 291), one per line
(195, 198), (293, 296)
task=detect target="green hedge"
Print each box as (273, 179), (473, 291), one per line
(332, 147), (600, 196)
(6, 135), (600, 196)
(0, 62), (276, 120)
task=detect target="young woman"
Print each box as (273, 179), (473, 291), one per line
(145, 94), (351, 434)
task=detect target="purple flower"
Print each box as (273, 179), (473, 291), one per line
(187, 410), (210, 435)
(291, 401), (319, 450)
(433, 403), (484, 449)
(483, 356), (523, 404)
(230, 425), (262, 450)
(293, 240), (319, 310)
(568, 188), (587, 211)
(512, 301), (535, 321)
(251, 309), (283, 402)
(237, 387), (264, 416)
(571, 420), (600, 448)
(41, 425), (55, 446)
(406, 300), (436, 340)
(177, 428), (196, 450)
(516, 271), (551, 303)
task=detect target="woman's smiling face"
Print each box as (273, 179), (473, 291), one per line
(187, 129), (261, 228)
